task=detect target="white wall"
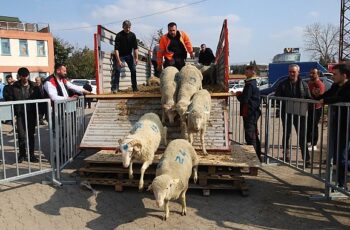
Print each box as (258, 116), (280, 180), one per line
(0, 39), (48, 67)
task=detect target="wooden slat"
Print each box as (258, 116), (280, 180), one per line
(80, 97), (229, 150)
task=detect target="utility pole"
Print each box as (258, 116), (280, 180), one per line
(339, 0), (350, 61)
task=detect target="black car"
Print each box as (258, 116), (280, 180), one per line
(260, 75), (333, 96)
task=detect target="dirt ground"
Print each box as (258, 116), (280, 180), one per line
(0, 104), (349, 230)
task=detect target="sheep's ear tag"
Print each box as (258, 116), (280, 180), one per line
(122, 144), (129, 151)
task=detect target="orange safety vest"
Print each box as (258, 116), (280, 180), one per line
(157, 31), (193, 67)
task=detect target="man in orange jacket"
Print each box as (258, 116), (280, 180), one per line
(157, 22), (194, 72)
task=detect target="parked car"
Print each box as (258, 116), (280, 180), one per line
(229, 83), (244, 93)
(260, 75), (333, 96)
(70, 79), (97, 94)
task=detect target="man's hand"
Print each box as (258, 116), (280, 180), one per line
(117, 60), (124, 67)
(134, 58), (138, 65)
(319, 99), (324, 104)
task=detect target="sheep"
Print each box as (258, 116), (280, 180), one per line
(147, 75), (160, 86)
(117, 112), (167, 190)
(200, 64), (216, 85)
(160, 66), (179, 124)
(186, 89), (211, 155)
(176, 64), (203, 138)
(147, 139), (199, 221)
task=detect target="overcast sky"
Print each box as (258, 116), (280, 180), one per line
(1, 0), (340, 64)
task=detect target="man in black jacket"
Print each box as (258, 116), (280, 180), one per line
(236, 66), (262, 162)
(319, 64), (350, 189)
(198, 44), (215, 66)
(275, 64), (311, 166)
(8, 67), (41, 163)
(111, 20), (138, 93)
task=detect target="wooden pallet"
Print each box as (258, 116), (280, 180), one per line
(78, 144), (259, 196)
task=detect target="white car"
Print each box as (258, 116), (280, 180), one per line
(70, 79), (96, 94)
(229, 84), (244, 93)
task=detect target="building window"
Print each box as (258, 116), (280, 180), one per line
(1, 38), (11, 55)
(37, 40), (46, 56)
(19, 39), (28, 56)
(39, 72), (47, 78)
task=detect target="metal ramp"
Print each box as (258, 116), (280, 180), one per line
(80, 94), (230, 151)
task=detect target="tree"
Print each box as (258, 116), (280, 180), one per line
(66, 47), (95, 79)
(54, 37), (74, 65)
(303, 23), (339, 65)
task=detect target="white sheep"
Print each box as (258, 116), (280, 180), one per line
(147, 139), (199, 221)
(200, 64), (216, 85)
(176, 64), (203, 138)
(160, 66), (179, 124)
(117, 112), (167, 190)
(186, 89), (211, 155)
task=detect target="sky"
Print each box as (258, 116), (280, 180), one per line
(0, 0), (341, 64)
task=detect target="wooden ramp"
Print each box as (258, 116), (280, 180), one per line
(78, 144), (260, 196)
(80, 93), (231, 151)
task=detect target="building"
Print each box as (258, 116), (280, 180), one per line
(0, 16), (54, 81)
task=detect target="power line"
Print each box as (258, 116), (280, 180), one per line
(54, 0), (209, 31)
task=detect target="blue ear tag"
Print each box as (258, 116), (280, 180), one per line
(122, 144), (129, 151)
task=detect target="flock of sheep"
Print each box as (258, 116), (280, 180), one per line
(117, 64), (212, 220)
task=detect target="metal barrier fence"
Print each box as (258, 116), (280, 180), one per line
(229, 94), (349, 198)
(52, 97), (85, 181)
(0, 99), (54, 183)
(0, 97), (85, 185)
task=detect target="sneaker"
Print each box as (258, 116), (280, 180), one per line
(308, 145), (318, 151)
(39, 120), (47, 125)
(30, 155), (39, 163)
(133, 88), (139, 92)
(112, 89), (118, 94)
(305, 161), (311, 168)
(18, 155), (27, 163)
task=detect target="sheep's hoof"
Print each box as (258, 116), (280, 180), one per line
(138, 184), (144, 191)
(162, 215), (168, 221)
(202, 151), (208, 156)
(181, 210), (187, 216)
(129, 174), (134, 180)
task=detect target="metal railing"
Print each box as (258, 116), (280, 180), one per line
(0, 99), (53, 183)
(0, 21), (50, 32)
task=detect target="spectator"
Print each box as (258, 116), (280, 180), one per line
(8, 67), (41, 163)
(44, 63), (91, 101)
(307, 68), (325, 151)
(236, 66), (262, 162)
(319, 63), (350, 189)
(275, 64), (311, 167)
(157, 22), (194, 72)
(0, 77), (4, 101)
(151, 44), (160, 77)
(111, 20), (139, 93)
(83, 81), (93, 109)
(198, 43), (215, 66)
(35, 76), (48, 125)
(3, 74), (15, 101)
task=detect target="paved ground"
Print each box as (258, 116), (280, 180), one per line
(0, 103), (349, 229)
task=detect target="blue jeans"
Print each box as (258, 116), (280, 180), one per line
(111, 54), (137, 91)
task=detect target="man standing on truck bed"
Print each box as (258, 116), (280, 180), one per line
(111, 20), (139, 93)
(157, 22), (194, 72)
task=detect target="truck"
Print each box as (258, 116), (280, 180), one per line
(78, 20), (260, 195)
(268, 61), (328, 85)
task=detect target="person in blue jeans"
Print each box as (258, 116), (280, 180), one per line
(111, 20), (139, 93)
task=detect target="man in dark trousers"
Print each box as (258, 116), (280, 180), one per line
(83, 81), (93, 108)
(111, 20), (139, 93)
(198, 43), (215, 66)
(307, 68), (325, 150)
(8, 67), (41, 163)
(275, 64), (311, 167)
(318, 64), (350, 189)
(35, 76), (48, 125)
(236, 66), (262, 162)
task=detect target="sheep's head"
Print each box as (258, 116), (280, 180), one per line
(188, 110), (209, 132)
(176, 101), (190, 117)
(118, 139), (142, 168)
(148, 175), (179, 208)
(163, 104), (177, 124)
